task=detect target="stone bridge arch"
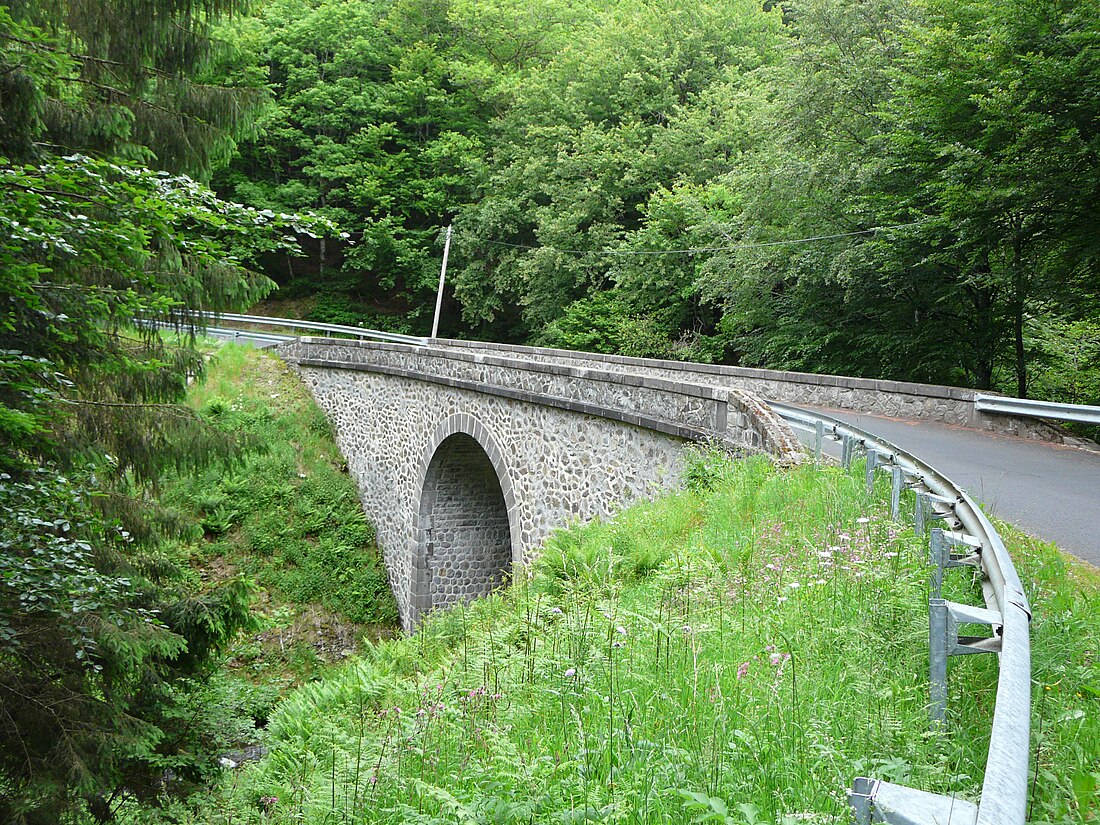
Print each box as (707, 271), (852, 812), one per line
(411, 415), (520, 626)
(280, 336), (803, 631)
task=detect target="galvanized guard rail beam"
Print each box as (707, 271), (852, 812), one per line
(191, 311), (429, 347)
(768, 401), (1031, 825)
(975, 393), (1100, 425)
(140, 319), (296, 346)
(203, 327), (296, 345)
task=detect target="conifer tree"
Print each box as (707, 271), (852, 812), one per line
(0, 0), (260, 176)
(0, 3), (326, 822)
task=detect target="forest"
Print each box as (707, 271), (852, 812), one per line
(209, 0), (1100, 401)
(0, 0), (1097, 821)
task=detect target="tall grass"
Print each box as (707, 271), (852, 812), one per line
(166, 343), (398, 630)
(170, 451), (1033, 825)
(999, 522), (1100, 825)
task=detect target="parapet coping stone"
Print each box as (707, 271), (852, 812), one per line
(297, 356), (718, 445)
(436, 338), (981, 402)
(298, 336), (982, 402)
(298, 337), (729, 402)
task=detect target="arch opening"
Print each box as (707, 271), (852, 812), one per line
(415, 433), (512, 621)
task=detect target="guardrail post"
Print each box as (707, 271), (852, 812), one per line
(929, 596), (1003, 725)
(849, 777), (876, 825)
(930, 528), (982, 599)
(814, 419), (823, 463)
(890, 466), (903, 519)
(914, 491), (927, 535)
(929, 598), (949, 724)
(930, 528), (946, 599)
(841, 434), (852, 469)
(865, 449), (878, 493)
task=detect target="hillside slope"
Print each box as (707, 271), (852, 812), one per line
(148, 450), (1098, 824)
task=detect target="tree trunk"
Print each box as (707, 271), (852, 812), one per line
(1012, 230), (1027, 398)
(965, 256), (997, 390)
(1014, 300), (1026, 398)
(318, 187), (327, 282)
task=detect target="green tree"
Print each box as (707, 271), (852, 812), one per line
(688, 0), (972, 382)
(452, 0), (784, 344)
(0, 150), (327, 825)
(700, 0), (1100, 392)
(0, 2), (332, 821)
(0, 0), (260, 176)
(870, 0), (1100, 395)
(212, 0), (500, 332)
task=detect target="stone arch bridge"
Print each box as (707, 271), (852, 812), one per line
(275, 334), (1076, 630)
(278, 337), (803, 630)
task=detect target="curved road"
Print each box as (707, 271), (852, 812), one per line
(800, 405), (1100, 568)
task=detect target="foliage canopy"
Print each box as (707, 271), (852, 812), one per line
(207, 0), (1100, 399)
(0, 2), (330, 821)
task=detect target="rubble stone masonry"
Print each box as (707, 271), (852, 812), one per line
(278, 337), (803, 630)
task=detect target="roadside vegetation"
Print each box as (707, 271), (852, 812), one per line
(3, 1), (1097, 821)
(148, 451), (1098, 825)
(172, 344), (397, 633)
(1003, 523), (1100, 825)
(161, 342), (398, 702)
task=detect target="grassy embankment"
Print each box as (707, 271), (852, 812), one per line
(155, 393), (1098, 825)
(163, 343), (399, 703)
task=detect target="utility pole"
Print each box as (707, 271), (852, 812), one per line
(431, 225), (453, 340)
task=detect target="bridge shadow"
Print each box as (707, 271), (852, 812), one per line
(412, 420), (518, 627)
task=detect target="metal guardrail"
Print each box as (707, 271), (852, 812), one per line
(769, 401), (1031, 825)
(975, 393), (1100, 425)
(204, 327), (296, 345)
(194, 312), (429, 347)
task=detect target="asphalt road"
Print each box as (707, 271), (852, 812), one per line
(798, 405), (1100, 568)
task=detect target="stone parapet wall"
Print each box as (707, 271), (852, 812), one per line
(435, 339), (1067, 443)
(275, 337), (303, 364)
(292, 338), (804, 464)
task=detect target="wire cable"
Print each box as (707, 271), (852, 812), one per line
(457, 219), (925, 256)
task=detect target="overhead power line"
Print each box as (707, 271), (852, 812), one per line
(459, 220), (925, 256)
